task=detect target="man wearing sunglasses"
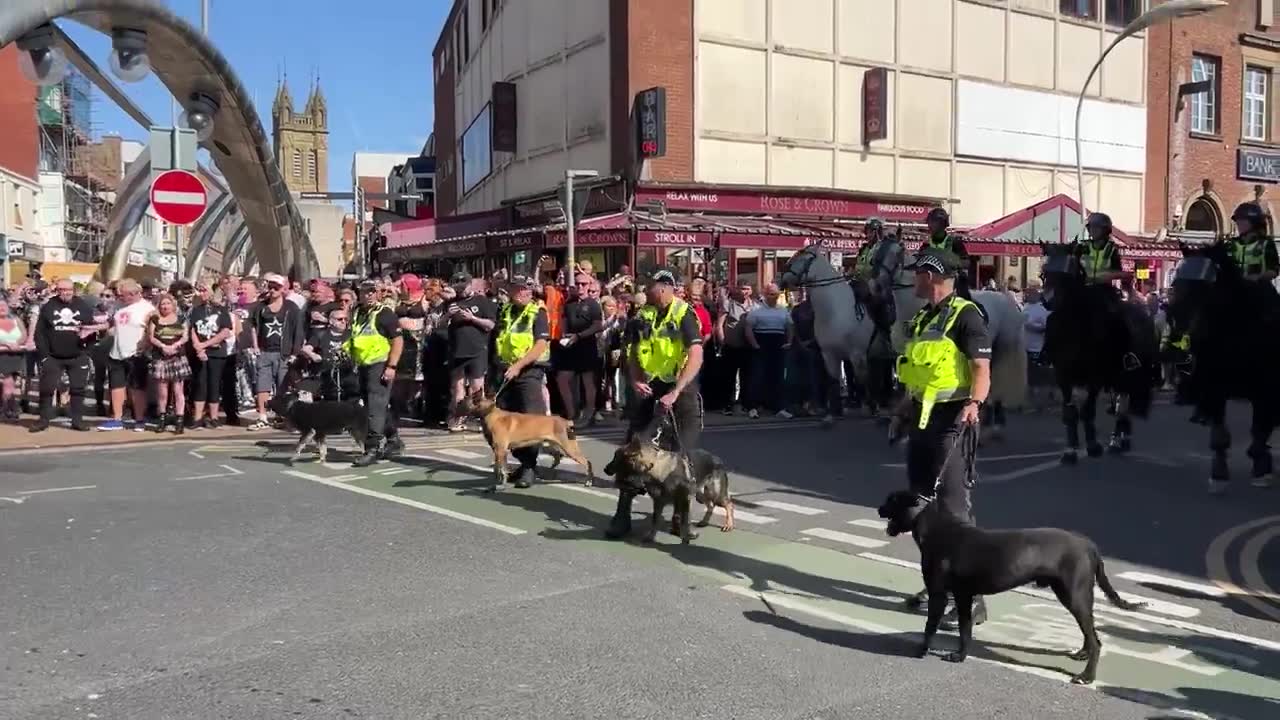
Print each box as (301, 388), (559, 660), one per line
(247, 273), (304, 430)
(301, 306), (358, 401)
(347, 281), (405, 466)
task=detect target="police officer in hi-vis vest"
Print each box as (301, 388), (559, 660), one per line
(1224, 201), (1279, 284)
(892, 247), (993, 627)
(346, 281), (404, 467)
(924, 207), (977, 305)
(492, 275), (552, 490)
(605, 268), (706, 540)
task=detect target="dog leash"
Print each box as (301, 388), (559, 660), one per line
(664, 405), (698, 492)
(929, 421), (980, 497)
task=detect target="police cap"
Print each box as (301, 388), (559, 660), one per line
(649, 268), (678, 285)
(905, 246), (962, 277)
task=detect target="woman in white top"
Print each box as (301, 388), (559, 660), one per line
(0, 299), (30, 420)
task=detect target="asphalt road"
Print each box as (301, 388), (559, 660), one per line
(1, 402), (1277, 720)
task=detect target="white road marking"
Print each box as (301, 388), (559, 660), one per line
(374, 467), (415, 476)
(981, 459), (1060, 484)
(173, 465), (244, 481)
(720, 584), (898, 634)
(436, 448), (486, 460)
(849, 518), (887, 531)
(0, 496), (27, 504)
(800, 528), (889, 549)
(16, 485), (97, 495)
(188, 450), (205, 459)
(329, 474), (363, 483)
(548, 485), (777, 524)
(323, 462), (351, 470)
(1116, 571), (1229, 599)
(975, 451), (1064, 462)
(406, 453), (494, 474)
(152, 190), (206, 205)
(280, 469), (525, 535)
(708, 504), (776, 525)
(854, 552), (1280, 651)
(753, 499), (827, 515)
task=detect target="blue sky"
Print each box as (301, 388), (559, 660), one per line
(61, 0), (449, 192)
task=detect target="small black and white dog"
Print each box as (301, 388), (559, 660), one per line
(268, 392), (368, 464)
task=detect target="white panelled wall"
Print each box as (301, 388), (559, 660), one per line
(693, 0), (1147, 231)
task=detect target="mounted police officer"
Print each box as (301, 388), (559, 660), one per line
(1068, 212), (1140, 370)
(605, 268), (706, 540)
(924, 207), (976, 303)
(346, 281), (405, 467)
(852, 217), (905, 332)
(892, 246), (992, 627)
(1224, 201), (1279, 285)
(491, 274), (552, 490)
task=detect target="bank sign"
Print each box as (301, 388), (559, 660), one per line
(1238, 147), (1280, 183)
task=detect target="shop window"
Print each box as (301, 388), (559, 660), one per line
(1190, 54), (1220, 135)
(1104, 0), (1142, 28)
(1185, 198), (1220, 234)
(1060, 0), (1097, 21)
(1244, 66), (1270, 142)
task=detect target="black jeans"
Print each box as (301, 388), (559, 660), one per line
(750, 334), (787, 412)
(720, 345), (753, 409)
(357, 362), (396, 452)
(38, 354), (90, 423)
(498, 366), (548, 472)
(626, 379), (703, 451)
(190, 355), (226, 403)
(906, 399), (974, 523)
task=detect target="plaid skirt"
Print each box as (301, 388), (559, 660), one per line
(151, 353), (192, 381)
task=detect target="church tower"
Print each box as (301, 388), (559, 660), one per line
(272, 73), (328, 194)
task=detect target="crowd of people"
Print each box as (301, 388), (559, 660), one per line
(0, 251), (1188, 444)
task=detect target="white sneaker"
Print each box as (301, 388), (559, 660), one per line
(777, 410), (793, 419)
(748, 409), (759, 419)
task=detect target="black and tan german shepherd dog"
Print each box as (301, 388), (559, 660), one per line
(603, 438), (734, 544)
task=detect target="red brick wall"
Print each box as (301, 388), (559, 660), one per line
(1145, 2), (1280, 233)
(609, 0), (694, 181)
(0, 45), (39, 182)
(358, 176), (387, 210)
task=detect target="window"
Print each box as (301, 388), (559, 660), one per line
(1104, 0), (1142, 28)
(1244, 66), (1270, 142)
(415, 176), (434, 191)
(1060, 0), (1097, 21)
(1185, 198), (1219, 233)
(307, 151), (317, 179)
(460, 104), (493, 194)
(1191, 54), (1220, 135)
(292, 149), (302, 178)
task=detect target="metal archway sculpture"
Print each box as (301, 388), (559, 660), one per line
(0, 0), (320, 279)
(183, 190), (234, 282)
(221, 221), (251, 275)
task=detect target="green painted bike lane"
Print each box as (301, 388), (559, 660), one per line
(298, 460), (1280, 720)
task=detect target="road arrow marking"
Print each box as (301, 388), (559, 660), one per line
(173, 464), (244, 481)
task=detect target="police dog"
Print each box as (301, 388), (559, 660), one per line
(603, 438), (735, 545)
(268, 392), (369, 465)
(876, 490), (1143, 685)
(464, 396), (594, 489)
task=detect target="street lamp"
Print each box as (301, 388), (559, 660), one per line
(1074, 0), (1228, 223)
(16, 24), (69, 87)
(563, 169), (600, 274)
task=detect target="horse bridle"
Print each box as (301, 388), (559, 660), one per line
(783, 244), (913, 291)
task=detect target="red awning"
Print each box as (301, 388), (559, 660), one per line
(382, 210), (506, 250)
(544, 213), (632, 248)
(964, 193), (1134, 246)
(630, 212), (870, 250)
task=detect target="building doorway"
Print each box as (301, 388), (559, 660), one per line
(1185, 197), (1220, 235)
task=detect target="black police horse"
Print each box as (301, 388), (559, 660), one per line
(1040, 245), (1157, 464)
(1167, 243), (1280, 489)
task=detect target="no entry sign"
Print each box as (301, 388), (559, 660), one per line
(150, 169), (208, 226)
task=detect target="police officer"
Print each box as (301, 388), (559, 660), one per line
(346, 281), (405, 467)
(853, 217), (904, 412)
(491, 275), (552, 491)
(924, 207), (977, 306)
(605, 268), (705, 540)
(892, 247), (992, 627)
(1225, 201), (1279, 284)
(1071, 212), (1125, 286)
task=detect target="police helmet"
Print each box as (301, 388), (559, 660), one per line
(865, 217), (884, 234)
(1231, 201), (1266, 229)
(1085, 212), (1112, 234)
(926, 207), (949, 227)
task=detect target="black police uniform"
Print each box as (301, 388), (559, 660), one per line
(494, 293), (552, 487)
(899, 248), (992, 623)
(606, 272), (705, 539)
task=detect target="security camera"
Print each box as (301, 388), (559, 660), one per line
(16, 25), (69, 87)
(109, 28), (150, 83)
(180, 92), (222, 143)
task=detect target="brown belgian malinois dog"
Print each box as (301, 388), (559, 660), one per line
(465, 395), (594, 490)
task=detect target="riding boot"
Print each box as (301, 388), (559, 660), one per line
(604, 492), (636, 539)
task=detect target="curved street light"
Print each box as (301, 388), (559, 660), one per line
(1074, 0), (1228, 226)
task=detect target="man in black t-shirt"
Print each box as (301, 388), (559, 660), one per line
(248, 273), (304, 429)
(555, 272), (604, 425)
(444, 271), (498, 432)
(187, 289), (234, 427)
(31, 279), (100, 432)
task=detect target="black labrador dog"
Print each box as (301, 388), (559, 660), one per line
(877, 490), (1143, 685)
(269, 392), (368, 465)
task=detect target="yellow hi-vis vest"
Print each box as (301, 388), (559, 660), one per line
(897, 295), (976, 429)
(853, 241), (879, 280)
(1080, 241), (1117, 284)
(1161, 326), (1191, 352)
(635, 298), (691, 383)
(496, 302), (548, 365)
(1229, 236), (1270, 275)
(345, 306), (391, 366)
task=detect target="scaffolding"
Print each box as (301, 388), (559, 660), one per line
(37, 70), (112, 263)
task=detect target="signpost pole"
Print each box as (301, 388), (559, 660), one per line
(564, 170), (576, 274)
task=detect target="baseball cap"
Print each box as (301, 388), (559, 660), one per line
(450, 270), (473, 285)
(507, 274), (538, 291)
(905, 247), (962, 277)
(649, 268), (678, 285)
(263, 272), (288, 288)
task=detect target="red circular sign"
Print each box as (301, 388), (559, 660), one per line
(149, 169), (208, 226)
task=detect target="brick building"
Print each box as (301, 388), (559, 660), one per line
(1146, 0), (1280, 238)
(407, 0), (1166, 286)
(0, 44), (41, 282)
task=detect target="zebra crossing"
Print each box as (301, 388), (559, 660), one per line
(359, 445), (1225, 623)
